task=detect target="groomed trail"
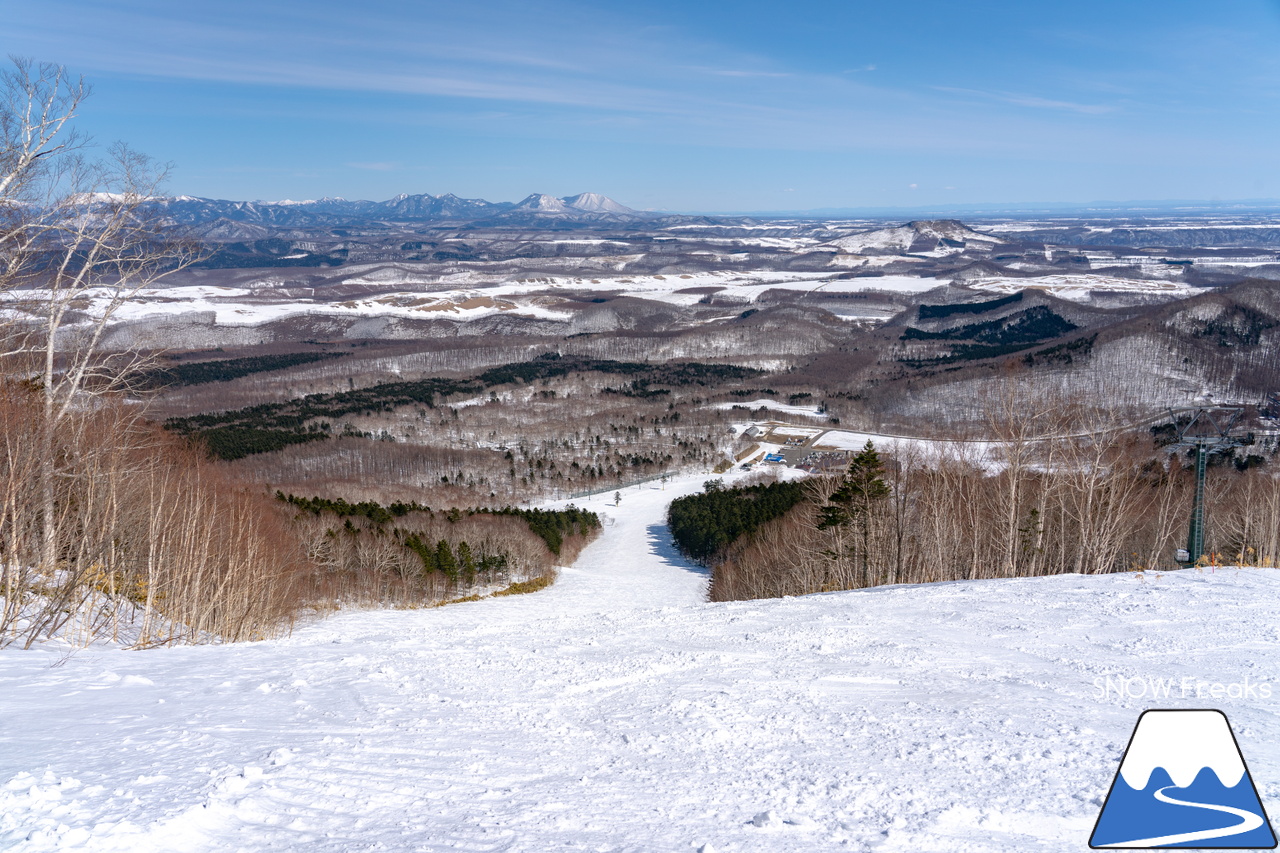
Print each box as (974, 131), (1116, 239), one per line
(3, 471), (1280, 852)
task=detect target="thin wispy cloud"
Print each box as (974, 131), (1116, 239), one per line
(934, 86), (1118, 115)
(5, 0), (1278, 208)
(697, 68), (793, 79)
(8, 0), (1127, 146)
(11, 8), (794, 119)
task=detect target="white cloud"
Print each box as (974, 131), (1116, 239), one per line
(5, 0), (1208, 165)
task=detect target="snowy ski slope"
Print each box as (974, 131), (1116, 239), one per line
(3, 472), (1279, 852)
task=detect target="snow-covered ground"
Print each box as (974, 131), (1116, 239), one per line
(3, 472), (1279, 852)
(5, 271), (945, 329)
(966, 274), (1194, 301)
(712, 399), (826, 418)
(725, 422), (1003, 471)
(3, 264), (1208, 332)
(807, 428), (1000, 458)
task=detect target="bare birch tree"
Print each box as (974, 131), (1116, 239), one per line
(0, 57), (197, 579)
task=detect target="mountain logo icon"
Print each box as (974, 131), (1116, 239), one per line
(1091, 709), (1277, 848)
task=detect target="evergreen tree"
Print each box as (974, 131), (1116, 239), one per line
(436, 539), (458, 580)
(819, 440), (890, 584)
(407, 534), (438, 578)
(456, 541), (476, 583)
(667, 480), (805, 561)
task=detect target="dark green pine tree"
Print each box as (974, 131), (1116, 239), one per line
(456, 541), (476, 583)
(411, 535), (438, 579)
(819, 440), (890, 585)
(436, 539), (458, 581)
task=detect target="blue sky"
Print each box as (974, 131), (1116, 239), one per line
(5, 0), (1280, 211)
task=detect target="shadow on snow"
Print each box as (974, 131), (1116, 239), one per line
(645, 522), (709, 578)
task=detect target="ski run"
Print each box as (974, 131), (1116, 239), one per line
(3, 470), (1279, 852)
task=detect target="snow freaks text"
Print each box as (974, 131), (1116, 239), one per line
(1094, 675), (1273, 702)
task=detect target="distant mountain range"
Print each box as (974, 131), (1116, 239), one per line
(153, 192), (652, 229)
(150, 192), (1280, 231)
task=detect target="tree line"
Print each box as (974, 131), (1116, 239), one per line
(279, 493), (599, 557)
(288, 500), (600, 607)
(702, 422), (1280, 602)
(0, 384), (307, 648)
(144, 352), (345, 387)
(668, 479), (806, 562)
(0, 364), (604, 648)
(166, 353), (761, 461)
(403, 535), (508, 583)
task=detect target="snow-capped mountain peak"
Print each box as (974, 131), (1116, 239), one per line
(562, 192), (635, 214)
(1119, 710), (1247, 790)
(514, 193), (573, 213)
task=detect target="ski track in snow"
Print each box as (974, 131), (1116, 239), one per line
(3, 471), (1280, 852)
(1111, 785), (1265, 847)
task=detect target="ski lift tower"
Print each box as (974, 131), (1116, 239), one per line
(1166, 407), (1252, 564)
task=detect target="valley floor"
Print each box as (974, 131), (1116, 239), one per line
(3, 473), (1279, 852)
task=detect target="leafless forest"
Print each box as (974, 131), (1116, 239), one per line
(710, 401), (1280, 602)
(0, 387), (306, 648)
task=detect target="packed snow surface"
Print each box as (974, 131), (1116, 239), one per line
(3, 472), (1279, 852)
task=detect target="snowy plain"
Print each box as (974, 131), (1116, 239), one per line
(0, 270), (941, 331)
(3, 471), (1280, 852)
(965, 274), (1194, 301)
(2, 266), (1205, 334)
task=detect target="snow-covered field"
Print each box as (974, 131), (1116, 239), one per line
(807, 428), (1000, 458)
(4, 472), (1279, 852)
(8, 267), (1201, 332)
(712, 400), (826, 418)
(4, 271), (947, 329)
(966, 274), (1194, 301)
(1, 257), (1213, 337)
